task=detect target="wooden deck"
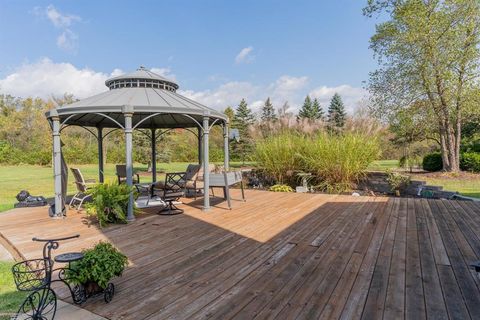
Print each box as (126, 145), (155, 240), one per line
(1, 189), (480, 319)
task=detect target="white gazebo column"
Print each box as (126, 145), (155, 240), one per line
(223, 121), (229, 171)
(51, 113), (63, 218)
(197, 127), (202, 165)
(123, 105), (135, 221)
(203, 114), (210, 211)
(97, 127), (104, 183)
(151, 128), (157, 183)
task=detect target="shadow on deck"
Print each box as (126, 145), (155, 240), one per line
(1, 189), (480, 319)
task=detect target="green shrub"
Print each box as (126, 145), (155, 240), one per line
(269, 184), (294, 192)
(85, 183), (138, 227)
(460, 152), (480, 172)
(65, 242), (128, 289)
(422, 152), (443, 172)
(300, 133), (380, 193)
(386, 170), (411, 193)
(254, 132), (306, 184)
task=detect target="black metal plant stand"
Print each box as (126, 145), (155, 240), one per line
(11, 235), (115, 320)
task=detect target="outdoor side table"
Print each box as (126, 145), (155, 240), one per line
(54, 252), (84, 264)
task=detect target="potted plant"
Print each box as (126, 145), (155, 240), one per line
(85, 182), (138, 227)
(65, 242), (128, 296)
(386, 170), (411, 196)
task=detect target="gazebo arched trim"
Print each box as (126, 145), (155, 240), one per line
(208, 118), (221, 131)
(133, 112), (164, 130)
(60, 114), (78, 127)
(93, 113), (125, 129)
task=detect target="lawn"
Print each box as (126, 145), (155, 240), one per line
(367, 159), (399, 171)
(0, 261), (28, 319)
(368, 160), (480, 199)
(0, 162), (252, 212)
(410, 174), (480, 199)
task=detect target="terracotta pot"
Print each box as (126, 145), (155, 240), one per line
(84, 281), (103, 295)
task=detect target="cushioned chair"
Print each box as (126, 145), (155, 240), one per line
(185, 163), (216, 199)
(115, 164), (140, 184)
(69, 168), (96, 210)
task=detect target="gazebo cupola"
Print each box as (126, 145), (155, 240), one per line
(105, 66), (179, 92)
(46, 66), (229, 219)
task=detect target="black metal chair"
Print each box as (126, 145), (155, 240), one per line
(152, 172), (186, 215)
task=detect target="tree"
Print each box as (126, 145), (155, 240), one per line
(232, 98), (255, 133)
(223, 106), (235, 126)
(364, 0), (480, 172)
(327, 93), (346, 128)
(298, 95), (323, 120)
(232, 99), (255, 163)
(261, 97), (277, 122)
(312, 98), (324, 120)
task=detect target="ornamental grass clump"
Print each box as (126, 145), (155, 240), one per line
(254, 132), (307, 185)
(254, 131), (379, 193)
(301, 133), (380, 193)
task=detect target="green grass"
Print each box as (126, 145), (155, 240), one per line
(411, 176), (480, 199)
(367, 160), (399, 171)
(0, 162), (251, 212)
(0, 261), (28, 318)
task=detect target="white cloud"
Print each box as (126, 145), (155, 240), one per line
(235, 47), (255, 64)
(180, 77), (364, 114)
(44, 5), (81, 28)
(0, 59), (178, 99)
(180, 81), (259, 110)
(56, 29), (79, 53)
(34, 5), (81, 52)
(150, 67), (176, 81)
(180, 75), (309, 112)
(0, 59), (364, 115)
(309, 85), (366, 114)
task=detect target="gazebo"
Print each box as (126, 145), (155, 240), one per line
(45, 67), (229, 219)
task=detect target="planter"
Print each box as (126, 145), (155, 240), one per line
(84, 281), (103, 295)
(76, 280), (115, 303)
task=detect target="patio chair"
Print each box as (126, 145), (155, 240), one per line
(152, 172), (186, 215)
(185, 163), (216, 199)
(115, 164), (140, 184)
(69, 168), (95, 211)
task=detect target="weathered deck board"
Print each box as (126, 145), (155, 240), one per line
(1, 189), (479, 320)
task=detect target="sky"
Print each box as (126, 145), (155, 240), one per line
(0, 0), (380, 114)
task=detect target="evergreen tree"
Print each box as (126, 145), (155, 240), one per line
(297, 95), (313, 120)
(312, 98), (324, 120)
(233, 98), (255, 134)
(297, 95), (323, 120)
(327, 93), (347, 128)
(260, 97), (277, 122)
(232, 99), (255, 163)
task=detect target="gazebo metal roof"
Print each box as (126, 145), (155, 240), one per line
(45, 66), (226, 128)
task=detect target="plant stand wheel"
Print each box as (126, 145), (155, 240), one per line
(14, 287), (57, 320)
(104, 283), (115, 303)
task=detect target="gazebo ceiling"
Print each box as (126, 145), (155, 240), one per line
(45, 67), (226, 129)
